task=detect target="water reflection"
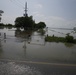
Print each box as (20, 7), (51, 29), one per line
(64, 43), (75, 48)
(0, 40), (3, 57)
(15, 29), (33, 52)
(15, 29), (32, 40)
(0, 26), (4, 29)
(23, 41), (27, 49)
(0, 28), (76, 64)
(0, 26), (13, 29)
(15, 29), (45, 46)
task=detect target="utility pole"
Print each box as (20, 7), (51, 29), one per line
(24, 2), (28, 17)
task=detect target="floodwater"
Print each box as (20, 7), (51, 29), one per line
(0, 28), (76, 75)
(47, 27), (76, 38)
(0, 28), (76, 64)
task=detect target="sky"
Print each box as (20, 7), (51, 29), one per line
(0, 0), (76, 28)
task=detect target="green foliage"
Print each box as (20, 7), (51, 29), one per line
(36, 22), (46, 29)
(15, 16), (35, 30)
(64, 43), (74, 47)
(65, 35), (74, 43)
(6, 24), (13, 27)
(0, 23), (4, 29)
(0, 10), (4, 22)
(45, 34), (76, 44)
(0, 23), (4, 26)
(5, 24), (14, 29)
(0, 10), (4, 14)
(15, 16), (46, 30)
(45, 36), (65, 42)
(0, 23), (14, 29)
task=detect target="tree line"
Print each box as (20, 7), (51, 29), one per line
(0, 23), (14, 29)
(15, 16), (46, 30)
(0, 15), (46, 30)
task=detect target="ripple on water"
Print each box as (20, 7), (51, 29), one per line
(0, 62), (42, 75)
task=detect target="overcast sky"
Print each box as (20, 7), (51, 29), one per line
(0, 0), (76, 28)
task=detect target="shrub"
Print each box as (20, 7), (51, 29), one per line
(65, 35), (74, 43)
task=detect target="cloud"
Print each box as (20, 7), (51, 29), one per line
(32, 11), (46, 23)
(34, 4), (43, 9)
(2, 14), (17, 24)
(65, 20), (76, 28)
(32, 11), (39, 15)
(33, 12), (76, 28)
(45, 16), (66, 27)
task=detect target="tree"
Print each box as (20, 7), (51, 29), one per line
(15, 15), (46, 31)
(36, 22), (46, 29)
(15, 16), (35, 30)
(65, 34), (74, 43)
(15, 17), (23, 28)
(0, 10), (4, 22)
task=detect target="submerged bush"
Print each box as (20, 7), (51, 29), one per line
(45, 36), (65, 42)
(65, 35), (74, 43)
(45, 35), (76, 44)
(38, 29), (45, 35)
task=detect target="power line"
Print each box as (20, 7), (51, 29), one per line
(16, 0), (24, 7)
(14, 0), (24, 8)
(10, 0), (24, 8)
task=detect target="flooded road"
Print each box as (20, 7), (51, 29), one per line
(0, 60), (76, 75)
(1, 40), (76, 64)
(0, 28), (76, 75)
(0, 28), (76, 64)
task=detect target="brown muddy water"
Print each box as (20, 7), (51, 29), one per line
(0, 28), (76, 64)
